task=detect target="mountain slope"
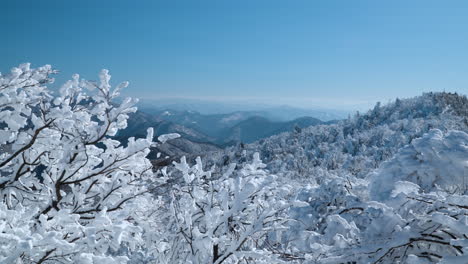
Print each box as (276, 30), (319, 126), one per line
(115, 111), (215, 144)
(117, 109), (327, 149)
(215, 92), (468, 179)
(199, 92), (468, 263)
(128, 92), (468, 263)
(222, 116), (323, 144)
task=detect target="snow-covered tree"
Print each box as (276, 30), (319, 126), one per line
(0, 64), (156, 263)
(156, 153), (296, 264)
(283, 129), (468, 264)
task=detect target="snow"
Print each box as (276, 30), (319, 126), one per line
(370, 129), (468, 201)
(2, 63), (468, 263)
(157, 133), (180, 144)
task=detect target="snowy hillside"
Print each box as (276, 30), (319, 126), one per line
(1, 65), (467, 264)
(283, 127), (468, 263)
(138, 92), (468, 264)
(216, 92), (468, 180)
(195, 92), (468, 263)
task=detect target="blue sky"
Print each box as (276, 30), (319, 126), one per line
(2, 0), (468, 110)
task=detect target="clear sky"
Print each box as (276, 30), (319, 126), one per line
(2, 0), (468, 110)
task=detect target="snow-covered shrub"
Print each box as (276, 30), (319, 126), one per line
(0, 64), (157, 263)
(156, 153), (294, 264)
(370, 129), (468, 201)
(284, 129), (468, 264)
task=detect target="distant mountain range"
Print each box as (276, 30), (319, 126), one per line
(115, 108), (330, 162)
(137, 99), (348, 121)
(221, 116), (322, 144)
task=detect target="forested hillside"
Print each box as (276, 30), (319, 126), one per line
(217, 92), (468, 180)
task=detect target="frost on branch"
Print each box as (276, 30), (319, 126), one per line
(0, 64), (156, 263)
(282, 129), (468, 263)
(156, 153), (294, 264)
(370, 129), (468, 201)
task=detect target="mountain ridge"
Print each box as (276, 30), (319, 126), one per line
(116, 108), (329, 148)
(209, 92), (468, 179)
